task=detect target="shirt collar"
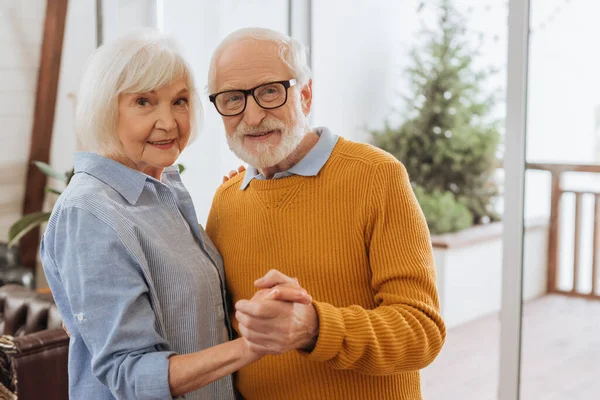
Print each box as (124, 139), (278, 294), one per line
(73, 152), (178, 205)
(240, 127), (338, 190)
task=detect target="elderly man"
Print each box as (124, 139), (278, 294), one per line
(205, 27), (446, 400)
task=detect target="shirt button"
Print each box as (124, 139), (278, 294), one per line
(76, 313), (84, 322)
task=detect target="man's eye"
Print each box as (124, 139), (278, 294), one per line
(227, 95), (242, 103)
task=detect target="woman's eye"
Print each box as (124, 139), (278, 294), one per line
(136, 98), (150, 106)
(174, 98), (189, 106)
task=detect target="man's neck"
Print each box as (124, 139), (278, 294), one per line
(258, 131), (319, 179)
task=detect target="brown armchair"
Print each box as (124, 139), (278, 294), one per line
(0, 284), (68, 400)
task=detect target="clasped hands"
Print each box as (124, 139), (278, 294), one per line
(235, 269), (319, 356)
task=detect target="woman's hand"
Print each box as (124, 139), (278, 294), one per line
(235, 270), (319, 356)
(222, 165), (246, 183)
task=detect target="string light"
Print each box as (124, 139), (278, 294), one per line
(416, 2), (508, 46)
(530, 0), (574, 34)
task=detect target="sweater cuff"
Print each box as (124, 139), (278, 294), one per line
(298, 301), (345, 362)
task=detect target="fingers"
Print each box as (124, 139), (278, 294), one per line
(235, 298), (292, 318)
(270, 285), (312, 304)
(222, 170), (236, 183)
(221, 166), (246, 183)
(251, 284), (311, 304)
(254, 269), (300, 289)
(235, 310), (287, 334)
(239, 326), (284, 355)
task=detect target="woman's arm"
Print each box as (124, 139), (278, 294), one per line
(168, 338), (255, 396)
(43, 205), (310, 398)
(169, 283), (310, 395)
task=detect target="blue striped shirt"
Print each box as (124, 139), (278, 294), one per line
(41, 152), (234, 400)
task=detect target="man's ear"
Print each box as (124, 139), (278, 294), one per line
(300, 80), (313, 116)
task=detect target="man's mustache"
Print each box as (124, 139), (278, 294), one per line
(235, 119), (287, 137)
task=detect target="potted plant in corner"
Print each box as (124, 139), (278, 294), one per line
(371, 0), (501, 235)
(8, 162), (74, 248)
(370, 0), (548, 328)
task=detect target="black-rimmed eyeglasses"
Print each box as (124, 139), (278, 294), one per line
(209, 79), (297, 117)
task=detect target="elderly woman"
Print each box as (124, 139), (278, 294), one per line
(40, 31), (310, 400)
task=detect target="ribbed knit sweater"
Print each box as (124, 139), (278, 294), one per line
(206, 137), (446, 400)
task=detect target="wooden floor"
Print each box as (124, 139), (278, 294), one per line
(421, 295), (600, 400)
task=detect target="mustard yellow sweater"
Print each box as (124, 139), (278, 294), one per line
(206, 137), (445, 400)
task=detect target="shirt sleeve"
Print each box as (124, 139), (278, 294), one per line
(300, 161), (446, 375)
(42, 205), (175, 399)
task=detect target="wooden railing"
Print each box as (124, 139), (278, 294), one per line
(527, 163), (600, 299)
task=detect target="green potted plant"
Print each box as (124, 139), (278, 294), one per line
(371, 0), (501, 234)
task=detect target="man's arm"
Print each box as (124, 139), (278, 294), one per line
(235, 161), (446, 375)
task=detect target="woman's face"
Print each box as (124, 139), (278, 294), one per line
(113, 78), (191, 179)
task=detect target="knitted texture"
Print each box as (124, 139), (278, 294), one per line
(206, 137), (446, 400)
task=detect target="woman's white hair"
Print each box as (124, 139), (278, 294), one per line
(207, 27), (312, 94)
(75, 29), (201, 154)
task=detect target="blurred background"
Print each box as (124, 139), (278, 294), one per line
(1, 0), (598, 399)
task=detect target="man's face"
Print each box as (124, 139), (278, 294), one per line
(213, 39), (312, 168)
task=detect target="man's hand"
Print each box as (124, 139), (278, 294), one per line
(62, 322), (70, 338)
(235, 269), (319, 355)
(222, 165), (246, 183)
(252, 282), (313, 305)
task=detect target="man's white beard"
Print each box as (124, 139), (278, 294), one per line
(226, 103), (308, 169)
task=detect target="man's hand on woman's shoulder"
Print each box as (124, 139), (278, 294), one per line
(222, 165), (246, 183)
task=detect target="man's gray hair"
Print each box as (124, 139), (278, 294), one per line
(75, 29), (201, 155)
(207, 27), (312, 94)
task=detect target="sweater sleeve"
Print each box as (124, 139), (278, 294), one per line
(206, 187), (223, 245)
(300, 160), (446, 375)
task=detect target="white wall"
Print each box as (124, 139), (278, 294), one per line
(311, 1), (414, 143)
(0, 0), (46, 242)
(48, 0), (97, 190)
(102, 0), (157, 43)
(527, 0), (600, 165)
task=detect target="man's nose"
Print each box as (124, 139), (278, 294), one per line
(242, 95), (267, 127)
